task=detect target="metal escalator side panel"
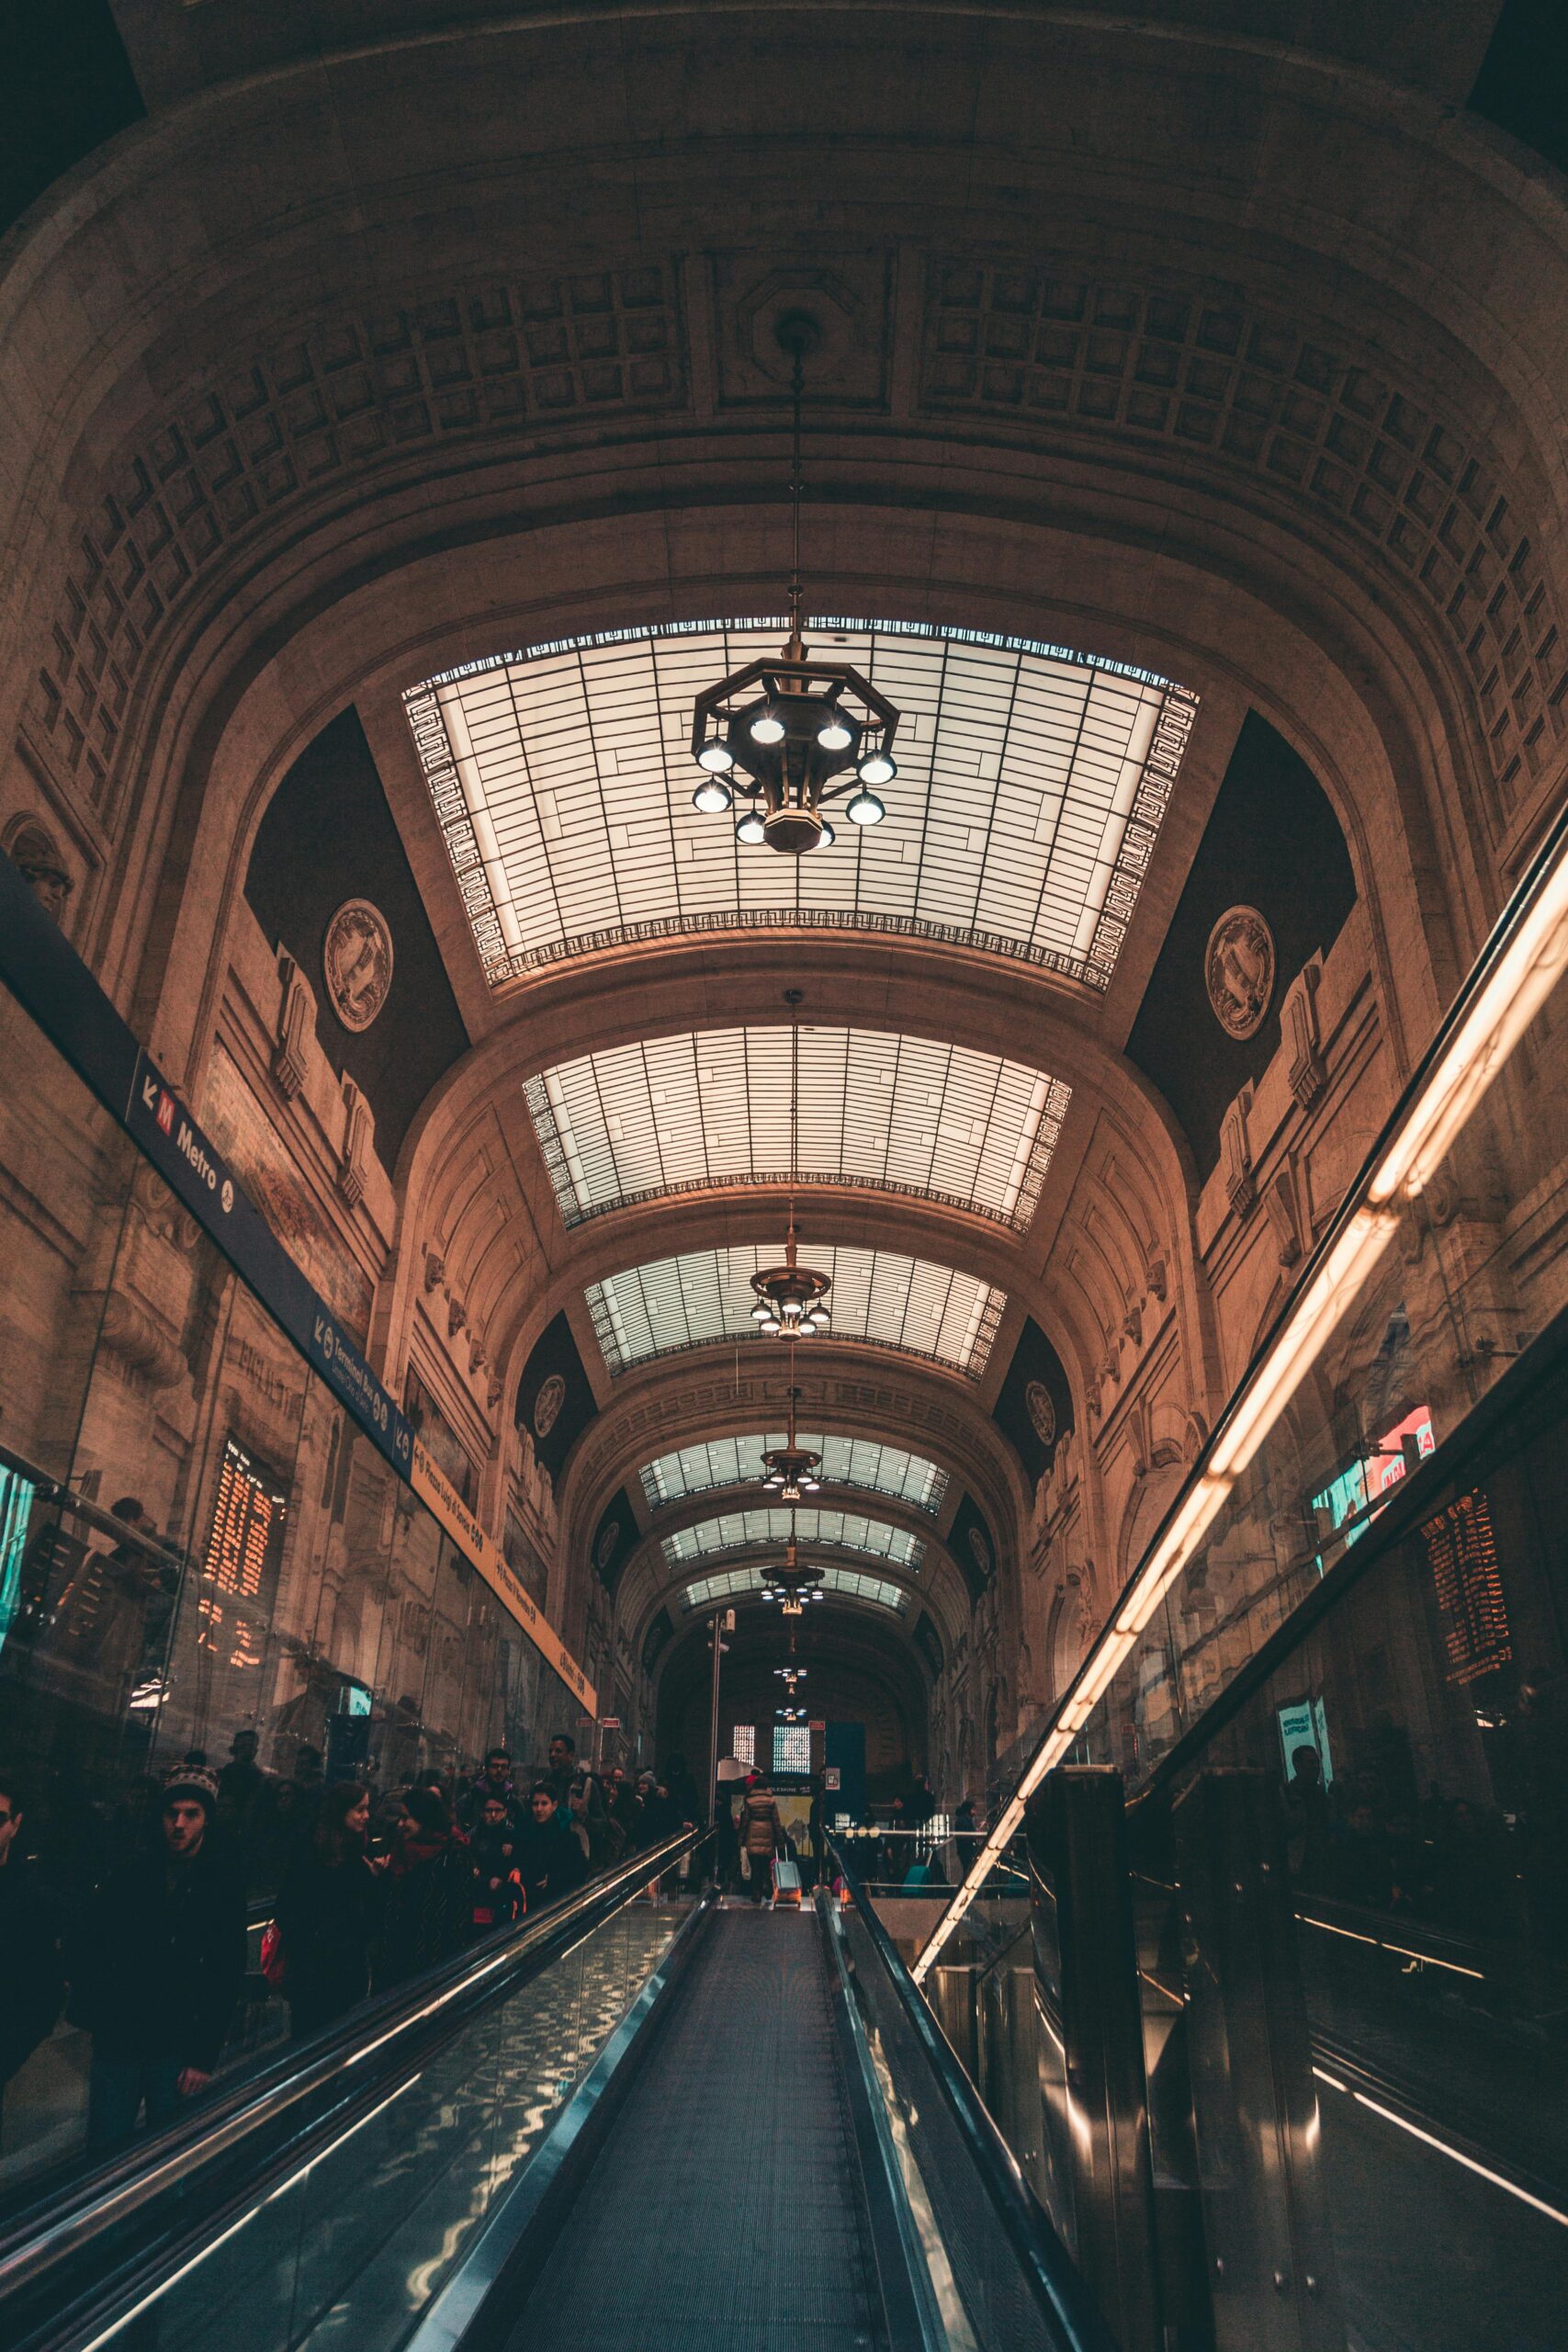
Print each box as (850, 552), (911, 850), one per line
(1173, 1770), (1344, 2352)
(1026, 1767), (1166, 2351)
(820, 1891), (966, 2352)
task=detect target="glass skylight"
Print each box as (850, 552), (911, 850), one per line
(525, 1025), (1069, 1232)
(639, 1435), (948, 1515)
(586, 1244), (1004, 1377)
(661, 1509), (924, 1572)
(680, 1564), (908, 1615)
(404, 619), (1197, 991)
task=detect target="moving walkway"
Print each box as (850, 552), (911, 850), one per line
(0, 1834), (1111, 2352)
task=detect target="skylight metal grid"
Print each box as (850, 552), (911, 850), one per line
(661, 1508), (924, 1572)
(639, 1435), (948, 1515)
(525, 1025), (1069, 1232)
(680, 1563), (908, 1615)
(405, 619), (1197, 991)
(587, 1244), (1004, 1377)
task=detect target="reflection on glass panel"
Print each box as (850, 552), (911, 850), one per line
(0, 987), (589, 2203)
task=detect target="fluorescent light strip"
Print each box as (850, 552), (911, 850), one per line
(912, 810), (1568, 1986)
(1298, 1914), (1485, 1981)
(1348, 2089), (1568, 2231)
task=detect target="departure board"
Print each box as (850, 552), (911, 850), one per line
(203, 1437), (288, 1616)
(1422, 1488), (1511, 1688)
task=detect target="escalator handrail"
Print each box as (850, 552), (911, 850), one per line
(827, 1836), (1117, 2352)
(0, 1826), (708, 2298)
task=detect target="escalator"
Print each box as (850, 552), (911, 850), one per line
(0, 1831), (1111, 2352)
(502, 1909), (886, 2352)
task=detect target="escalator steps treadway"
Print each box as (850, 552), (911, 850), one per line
(506, 1907), (888, 2352)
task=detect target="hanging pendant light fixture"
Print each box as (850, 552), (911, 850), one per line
(689, 313), (900, 854)
(761, 1385), (823, 1501)
(749, 991), (833, 1340)
(761, 1529), (824, 1616)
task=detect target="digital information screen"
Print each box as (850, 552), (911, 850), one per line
(206, 1437), (288, 1607)
(1423, 1487), (1512, 1688)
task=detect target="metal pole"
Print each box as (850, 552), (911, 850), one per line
(706, 1607), (725, 1832)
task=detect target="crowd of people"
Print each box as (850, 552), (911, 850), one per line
(0, 1734), (705, 2162)
(1280, 1746), (1545, 1939)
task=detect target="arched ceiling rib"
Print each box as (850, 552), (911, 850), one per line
(637, 1433), (949, 1516)
(405, 619), (1197, 990)
(584, 1243), (1005, 1378)
(525, 1023), (1070, 1234)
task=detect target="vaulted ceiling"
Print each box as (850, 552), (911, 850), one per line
(4, 0), (1557, 1748)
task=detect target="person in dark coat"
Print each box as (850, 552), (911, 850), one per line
(468, 1793), (525, 1931)
(460, 1747), (524, 1838)
(0, 1775), (62, 2146)
(663, 1752), (701, 1829)
(547, 1734), (611, 1869)
(70, 1765), (246, 2151)
(375, 1788), (474, 1990)
(276, 1781), (382, 2041)
(737, 1775), (783, 1905)
(513, 1782), (588, 1913)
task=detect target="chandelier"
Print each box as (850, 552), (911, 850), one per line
(773, 1649), (808, 1700)
(761, 1533), (824, 1616)
(761, 1385), (821, 1501)
(750, 991), (833, 1342)
(689, 316), (900, 855)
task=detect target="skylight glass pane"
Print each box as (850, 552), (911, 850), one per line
(680, 1565), (906, 1615)
(818, 1568), (907, 1614)
(525, 1024), (1069, 1233)
(405, 620), (1197, 991)
(639, 1435), (947, 1515)
(661, 1509), (924, 1572)
(586, 1244), (1004, 1377)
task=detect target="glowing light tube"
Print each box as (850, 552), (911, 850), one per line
(911, 806), (1568, 1988)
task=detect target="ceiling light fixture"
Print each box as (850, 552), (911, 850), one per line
(690, 315), (900, 854)
(760, 1532), (825, 1616)
(749, 990), (834, 1342)
(761, 1384), (824, 1502)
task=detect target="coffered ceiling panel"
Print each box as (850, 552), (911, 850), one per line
(638, 1434), (949, 1515)
(584, 1244), (1005, 1376)
(405, 620), (1196, 989)
(525, 1025), (1069, 1231)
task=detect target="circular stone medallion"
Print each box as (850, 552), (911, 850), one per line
(594, 1522), (621, 1572)
(1205, 906), (1276, 1040)
(1025, 1379), (1057, 1450)
(533, 1373), (567, 1439)
(967, 1525), (991, 1577)
(323, 899), (394, 1033)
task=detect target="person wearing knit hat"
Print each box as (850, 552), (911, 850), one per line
(161, 1763), (220, 1823)
(66, 1757), (244, 2150)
